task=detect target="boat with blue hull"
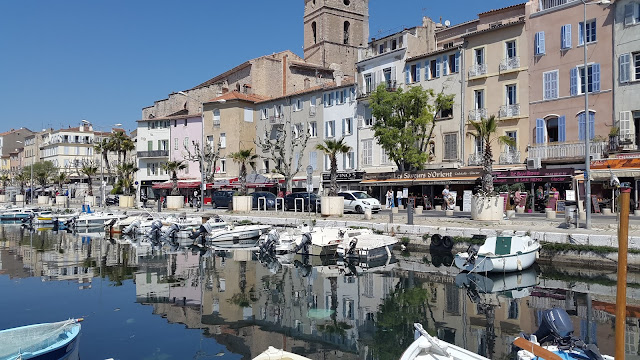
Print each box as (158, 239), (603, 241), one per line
(0, 318), (82, 360)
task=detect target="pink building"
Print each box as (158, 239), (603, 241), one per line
(169, 115), (203, 182)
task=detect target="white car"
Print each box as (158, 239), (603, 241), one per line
(338, 191), (381, 214)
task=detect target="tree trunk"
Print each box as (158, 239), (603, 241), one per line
(240, 164), (247, 195)
(330, 156), (338, 196)
(483, 136), (494, 195)
(87, 176), (93, 196)
(171, 171), (179, 196)
(285, 176), (292, 194)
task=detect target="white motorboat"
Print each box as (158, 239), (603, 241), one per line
(253, 346), (312, 360)
(0, 207), (41, 220)
(454, 235), (540, 273)
(401, 323), (490, 360)
(190, 220), (271, 249)
(69, 212), (128, 228)
(336, 230), (397, 261)
(455, 267), (539, 299)
(258, 226), (353, 256)
(116, 213), (204, 235)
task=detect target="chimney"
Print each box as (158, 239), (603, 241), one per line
(282, 54), (288, 96)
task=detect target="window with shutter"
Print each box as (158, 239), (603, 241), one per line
(578, 113), (586, 141)
(561, 24), (572, 49)
(536, 119), (545, 144)
(620, 111), (632, 140)
(442, 56), (448, 76)
(589, 112), (595, 140)
(620, 53), (631, 83)
(535, 32), (545, 55)
(570, 68), (578, 96)
(455, 51), (460, 73)
(558, 116), (566, 142)
(625, 3), (635, 26)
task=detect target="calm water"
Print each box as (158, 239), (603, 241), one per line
(1, 224), (639, 360)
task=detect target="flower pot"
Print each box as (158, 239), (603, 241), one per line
(515, 206), (525, 214)
(83, 196), (96, 206)
(320, 196), (344, 216)
(55, 196), (68, 207)
(546, 210), (556, 219)
(38, 195), (50, 205)
(526, 209), (533, 213)
(470, 195), (503, 221)
(16, 194), (24, 202)
(0, 194), (6, 203)
(119, 195), (135, 208)
(166, 195), (184, 209)
(232, 196), (252, 212)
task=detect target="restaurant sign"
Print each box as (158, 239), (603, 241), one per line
(364, 168), (482, 181)
(493, 168), (574, 184)
(322, 171), (365, 182)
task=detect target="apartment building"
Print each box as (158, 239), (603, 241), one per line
(463, 3), (529, 169)
(168, 115), (202, 182)
(39, 124), (95, 177)
(136, 117), (171, 195)
(0, 128), (33, 171)
(527, 0), (614, 168)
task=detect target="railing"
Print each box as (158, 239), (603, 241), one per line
(499, 104), (520, 118)
(468, 153), (483, 166)
(539, 0), (577, 11)
(358, 80), (397, 98)
(527, 141), (607, 160)
(137, 150), (169, 158)
(499, 56), (520, 72)
(269, 116), (284, 125)
(499, 150), (521, 165)
(213, 119), (220, 127)
(468, 63), (487, 77)
(468, 108), (487, 121)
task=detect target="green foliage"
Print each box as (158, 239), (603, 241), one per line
(25, 161), (58, 188)
(161, 160), (187, 195)
(315, 138), (352, 196)
(230, 149), (258, 196)
(79, 161), (98, 196)
(115, 161), (138, 195)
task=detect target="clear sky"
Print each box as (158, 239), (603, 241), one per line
(0, 0), (519, 133)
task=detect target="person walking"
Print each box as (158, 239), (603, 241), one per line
(386, 189), (393, 209)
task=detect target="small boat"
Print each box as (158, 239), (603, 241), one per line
(114, 213), (204, 235)
(454, 235), (540, 273)
(0, 207), (41, 220)
(260, 226), (374, 257)
(69, 212), (128, 228)
(189, 219), (271, 249)
(515, 308), (613, 360)
(0, 318), (82, 360)
(253, 346), (312, 360)
(336, 230), (397, 261)
(455, 267), (538, 299)
(400, 323), (490, 360)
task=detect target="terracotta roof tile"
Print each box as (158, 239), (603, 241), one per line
(205, 91), (268, 104)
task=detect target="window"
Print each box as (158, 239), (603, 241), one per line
(293, 98), (303, 111)
(174, 138), (178, 150)
(324, 154), (330, 170)
(571, 64), (600, 95)
(363, 140), (372, 165)
(506, 40), (517, 58)
(310, 95), (317, 109)
(475, 137), (484, 155)
(444, 133), (457, 160)
(293, 123), (304, 138)
(220, 133), (226, 148)
(449, 52), (460, 73)
(430, 59), (437, 79)
(364, 73), (373, 93)
(635, 53), (640, 81)
(578, 111), (596, 140)
(183, 137), (189, 148)
(619, 52), (640, 83)
(505, 131), (517, 152)
(537, 116), (566, 143)
(474, 48), (484, 65)
(342, 118), (352, 136)
(343, 21), (350, 44)
(579, 19), (596, 45)
(391, 39), (397, 50)
(336, 90), (345, 105)
(344, 151), (355, 169)
(380, 148), (390, 164)
(364, 106), (373, 126)
(561, 24), (572, 49)
(213, 109), (220, 125)
(325, 120), (335, 138)
(410, 63), (420, 82)
(624, 3), (640, 26)
(474, 89), (484, 109)
(148, 140), (153, 151)
(244, 108), (253, 122)
(275, 104), (283, 117)
(506, 84), (517, 105)
(260, 108), (268, 120)
(323, 92), (334, 107)
(383, 67), (392, 85)
(379, 42), (385, 54)
(619, 111), (632, 140)
(309, 151), (318, 170)
(207, 135), (214, 148)
(263, 159), (270, 173)
(308, 121), (317, 137)
(219, 159), (227, 173)
(534, 31), (545, 55)
(312, 22), (317, 44)
(543, 70), (559, 100)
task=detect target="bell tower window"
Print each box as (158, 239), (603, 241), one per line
(312, 22), (317, 44)
(343, 21), (350, 45)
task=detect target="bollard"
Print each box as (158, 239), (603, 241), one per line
(158, 199), (162, 213)
(389, 211), (393, 224)
(364, 208), (372, 220)
(407, 200), (414, 225)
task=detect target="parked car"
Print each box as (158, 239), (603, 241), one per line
(251, 192), (276, 209)
(338, 191), (381, 213)
(105, 195), (119, 206)
(211, 190), (235, 208)
(283, 192), (321, 212)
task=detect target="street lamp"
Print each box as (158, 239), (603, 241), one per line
(581, 0), (611, 229)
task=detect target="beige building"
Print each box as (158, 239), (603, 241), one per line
(463, 3), (530, 169)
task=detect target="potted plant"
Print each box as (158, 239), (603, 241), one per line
(161, 160), (187, 209)
(54, 172), (69, 207)
(230, 149), (258, 212)
(0, 173), (9, 203)
(116, 161), (138, 207)
(15, 171), (27, 204)
(315, 138), (351, 216)
(468, 115), (516, 221)
(79, 161), (99, 206)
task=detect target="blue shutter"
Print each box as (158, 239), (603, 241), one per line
(325, 121), (329, 138)
(342, 118), (346, 136)
(405, 65), (410, 84)
(561, 24), (572, 49)
(570, 68), (578, 96)
(435, 57), (441, 78)
(578, 113), (586, 140)
(455, 51), (460, 73)
(416, 63), (421, 82)
(442, 56), (448, 76)
(558, 116), (566, 142)
(589, 112), (595, 140)
(625, 3), (635, 25)
(535, 32), (545, 55)
(579, 22), (584, 45)
(561, 25), (566, 49)
(620, 53), (631, 83)
(536, 119), (545, 144)
(592, 63), (600, 92)
(425, 61), (430, 80)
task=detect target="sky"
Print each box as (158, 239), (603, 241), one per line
(0, 0), (519, 134)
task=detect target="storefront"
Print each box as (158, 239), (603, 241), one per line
(140, 180), (167, 200)
(590, 157), (640, 211)
(321, 171), (365, 193)
(492, 168), (574, 212)
(360, 168), (482, 209)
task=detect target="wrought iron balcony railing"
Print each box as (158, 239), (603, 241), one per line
(499, 56), (520, 72)
(499, 104), (520, 118)
(468, 108), (487, 121)
(468, 63), (487, 77)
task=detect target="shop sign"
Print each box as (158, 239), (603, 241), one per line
(591, 158), (640, 169)
(492, 168), (573, 184)
(322, 171), (365, 182)
(364, 168), (482, 181)
(612, 153), (640, 159)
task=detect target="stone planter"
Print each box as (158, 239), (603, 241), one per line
(38, 195), (50, 205)
(166, 195), (184, 209)
(602, 208), (612, 216)
(232, 196), (252, 212)
(84, 196), (96, 206)
(16, 194), (24, 203)
(515, 206), (525, 214)
(546, 210), (556, 219)
(415, 206), (423, 215)
(320, 196), (344, 216)
(55, 196), (68, 207)
(445, 210), (454, 216)
(363, 208), (372, 220)
(579, 211), (587, 220)
(454, 206), (461, 212)
(435, 205), (442, 211)
(119, 195), (135, 208)
(470, 195), (503, 221)
(391, 207), (398, 214)
(635, 210), (640, 216)
(506, 209), (516, 219)
(0, 194), (6, 203)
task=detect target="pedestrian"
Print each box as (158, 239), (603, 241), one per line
(442, 185), (452, 210)
(385, 189), (393, 209)
(396, 190), (403, 208)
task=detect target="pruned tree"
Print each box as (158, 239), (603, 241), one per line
(370, 85), (455, 172)
(29, 161), (58, 191)
(183, 139), (222, 184)
(255, 118), (310, 193)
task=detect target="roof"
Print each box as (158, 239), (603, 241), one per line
(462, 18), (526, 38)
(288, 61), (333, 71)
(137, 113), (202, 123)
(0, 128), (34, 136)
(478, 2), (527, 16)
(255, 79), (355, 104)
(204, 91), (267, 104)
(407, 45), (463, 62)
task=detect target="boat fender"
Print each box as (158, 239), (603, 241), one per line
(517, 259), (522, 271)
(535, 251), (540, 260)
(430, 234), (442, 247)
(442, 236), (453, 250)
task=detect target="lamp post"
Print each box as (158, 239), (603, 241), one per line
(82, 120), (122, 207)
(581, 0), (610, 229)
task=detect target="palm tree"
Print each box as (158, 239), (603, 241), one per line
(93, 138), (112, 177)
(54, 172), (68, 194)
(108, 131), (128, 164)
(230, 149), (258, 196)
(315, 138), (352, 196)
(120, 138), (135, 163)
(0, 173), (9, 193)
(467, 115), (516, 195)
(15, 171), (28, 195)
(79, 162), (98, 196)
(116, 161), (138, 196)
(161, 160), (187, 196)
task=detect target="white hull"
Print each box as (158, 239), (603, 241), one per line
(204, 224), (271, 248)
(455, 268), (538, 299)
(454, 236), (540, 273)
(401, 323), (490, 360)
(336, 234), (397, 261)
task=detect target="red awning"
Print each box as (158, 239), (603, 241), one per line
(152, 180), (201, 189)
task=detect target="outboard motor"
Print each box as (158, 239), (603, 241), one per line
(145, 220), (164, 245)
(463, 244), (480, 266)
(346, 237), (358, 255)
(163, 223), (181, 245)
(259, 229), (280, 255)
(122, 220), (141, 236)
(189, 222), (213, 246)
(292, 232), (312, 254)
(64, 215), (78, 229)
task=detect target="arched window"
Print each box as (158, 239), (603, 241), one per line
(577, 111), (595, 141)
(343, 21), (350, 45)
(312, 22), (317, 44)
(535, 115), (566, 144)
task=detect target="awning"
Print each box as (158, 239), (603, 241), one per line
(360, 177), (479, 186)
(591, 169), (640, 180)
(152, 180), (201, 189)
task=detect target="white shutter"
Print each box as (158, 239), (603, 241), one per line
(620, 111), (632, 140)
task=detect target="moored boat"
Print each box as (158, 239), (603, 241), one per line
(336, 231), (397, 261)
(454, 235), (540, 273)
(400, 323), (490, 360)
(253, 346), (312, 360)
(0, 318), (82, 360)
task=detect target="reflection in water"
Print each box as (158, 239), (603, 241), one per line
(1, 225), (640, 359)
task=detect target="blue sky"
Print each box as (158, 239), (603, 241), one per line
(0, 0), (518, 133)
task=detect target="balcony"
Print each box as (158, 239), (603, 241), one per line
(358, 80), (397, 98)
(527, 141), (607, 161)
(468, 64), (487, 78)
(499, 150), (521, 165)
(499, 104), (520, 118)
(138, 150), (169, 158)
(213, 119), (220, 127)
(539, 0), (577, 11)
(468, 108), (487, 121)
(499, 56), (520, 73)
(468, 153), (483, 166)
(609, 134), (637, 152)
(269, 116), (284, 125)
